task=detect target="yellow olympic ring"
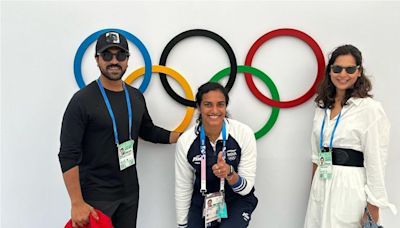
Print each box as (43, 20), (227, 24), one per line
(125, 65), (194, 132)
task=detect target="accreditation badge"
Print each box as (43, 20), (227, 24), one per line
(117, 139), (135, 171)
(319, 149), (332, 180)
(203, 192), (228, 224)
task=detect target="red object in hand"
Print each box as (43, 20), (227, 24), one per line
(65, 209), (113, 228)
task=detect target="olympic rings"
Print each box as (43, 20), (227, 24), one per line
(73, 28), (153, 92)
(74, 28), (325, 139)
(244, 28), (325, 108)
(125, 65), (195, 132)
(210, 65), (280, 139)
(159, 29), (237, 107)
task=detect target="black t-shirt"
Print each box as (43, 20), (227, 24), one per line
(58, 81), (170, 201)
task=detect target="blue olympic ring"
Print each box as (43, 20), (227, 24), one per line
(73, 28), (152, 92)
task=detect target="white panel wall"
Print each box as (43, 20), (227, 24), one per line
(1, 1), (399, 227)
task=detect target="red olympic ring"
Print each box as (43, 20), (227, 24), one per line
(244, 28), (325, 108)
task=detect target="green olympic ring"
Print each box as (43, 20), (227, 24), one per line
(210, 65), (280, 139)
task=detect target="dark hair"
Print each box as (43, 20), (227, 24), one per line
(195, 82), (229, 107)
(315, 44), (372, 109)
(195, 82), (230, 126)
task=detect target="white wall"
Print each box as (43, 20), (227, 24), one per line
(1, 1), (399, 227)
(0, 5), (3, 224)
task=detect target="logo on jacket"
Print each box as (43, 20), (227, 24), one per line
(242, 212), (250, 222)
(226, 149), (237, 161)
(192, 154), (202, 164)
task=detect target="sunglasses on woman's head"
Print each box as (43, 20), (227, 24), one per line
(98, 51), (130, 62)
(331, 65), (360, 74)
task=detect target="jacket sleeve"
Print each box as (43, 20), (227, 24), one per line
(232, 123), (257, 196)
(175, 135), (195, 226)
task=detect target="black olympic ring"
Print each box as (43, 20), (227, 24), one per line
(158, 29), (237, 107)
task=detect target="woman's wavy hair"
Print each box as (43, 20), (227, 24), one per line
(195, 82), (230, 133)
(315, 44), (372, 109)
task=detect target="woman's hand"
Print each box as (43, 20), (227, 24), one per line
(367, 203), (379, 222)
(212, 152), (229, 178)
(362, 203), (379, 225)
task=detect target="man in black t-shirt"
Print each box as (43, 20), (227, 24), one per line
(58, 31), (180, 228)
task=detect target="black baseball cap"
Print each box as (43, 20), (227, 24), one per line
(95, 31), (129, 54)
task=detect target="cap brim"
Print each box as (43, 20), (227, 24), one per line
(97, 44), (129, 53)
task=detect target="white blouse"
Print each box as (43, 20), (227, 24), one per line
(311, 97), (397, 213)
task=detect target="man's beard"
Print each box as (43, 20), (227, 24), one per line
(100, 65), (126, 81)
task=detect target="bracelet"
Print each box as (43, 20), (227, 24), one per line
(227, 165), (234, 176)
(226, 165), (235, 180)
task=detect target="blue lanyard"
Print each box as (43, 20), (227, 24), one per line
(320, 109), (341, 150)
(96, 79), (132, 145)
(199, 122), (227, 194)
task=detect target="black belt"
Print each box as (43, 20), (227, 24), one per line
(323, 147), (364, 167)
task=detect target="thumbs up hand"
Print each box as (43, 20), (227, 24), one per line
(212, 151), (229, 178)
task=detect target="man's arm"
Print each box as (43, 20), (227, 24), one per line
(63, 166), (98, 227)
(136, 92), (171, 144)
(59, 94), (98, 227)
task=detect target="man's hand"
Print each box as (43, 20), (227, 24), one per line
(71, 201), (99, 227)
(169, 131), (181, 144)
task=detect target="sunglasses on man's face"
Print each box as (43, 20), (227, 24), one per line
(98, 51), (130, 62)
(331, 65), (360, 74)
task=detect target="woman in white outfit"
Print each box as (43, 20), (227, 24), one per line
(304, 44), (396, 228)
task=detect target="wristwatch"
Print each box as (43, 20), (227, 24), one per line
(227, 165), (235, 177)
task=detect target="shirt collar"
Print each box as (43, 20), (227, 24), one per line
(346, 97), (363, 106)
